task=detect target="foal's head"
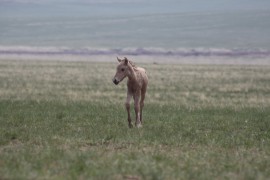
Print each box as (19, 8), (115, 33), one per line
(112, 57), (132, 85)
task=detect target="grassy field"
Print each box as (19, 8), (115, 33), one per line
(0, 59), (270, 179)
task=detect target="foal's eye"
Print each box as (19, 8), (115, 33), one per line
(121, 68), (125, 72)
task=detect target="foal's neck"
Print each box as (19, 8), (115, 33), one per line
(127, 65), (137, 82)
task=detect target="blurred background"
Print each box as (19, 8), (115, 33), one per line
(1, 0), (270, 60)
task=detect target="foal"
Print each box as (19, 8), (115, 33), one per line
(112, 57), (148, 128)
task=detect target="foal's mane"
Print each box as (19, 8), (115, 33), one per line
(128, 60), (141, 72)
(128, 60), (136, 68)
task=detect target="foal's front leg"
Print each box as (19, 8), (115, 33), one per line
(125, 92), (133, 128)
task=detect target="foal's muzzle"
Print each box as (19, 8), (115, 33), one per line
(113, 79), (119, 85)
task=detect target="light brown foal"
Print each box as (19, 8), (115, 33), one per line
(112, 57), (148, 128)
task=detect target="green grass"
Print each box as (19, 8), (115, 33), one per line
(0, 60), (270, 179)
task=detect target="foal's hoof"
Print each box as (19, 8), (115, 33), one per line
(136, 123), (143, 128)
(128, 123), (133, 128)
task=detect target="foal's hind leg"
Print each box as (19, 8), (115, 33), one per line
(134, 91), (142, 128)
(140, 92), (145, 124)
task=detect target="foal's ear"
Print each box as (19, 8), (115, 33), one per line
(124, 57), (128, 65)
(117, 57), (122, 63)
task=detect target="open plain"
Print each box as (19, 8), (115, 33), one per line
(0, 59), (270, 179)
